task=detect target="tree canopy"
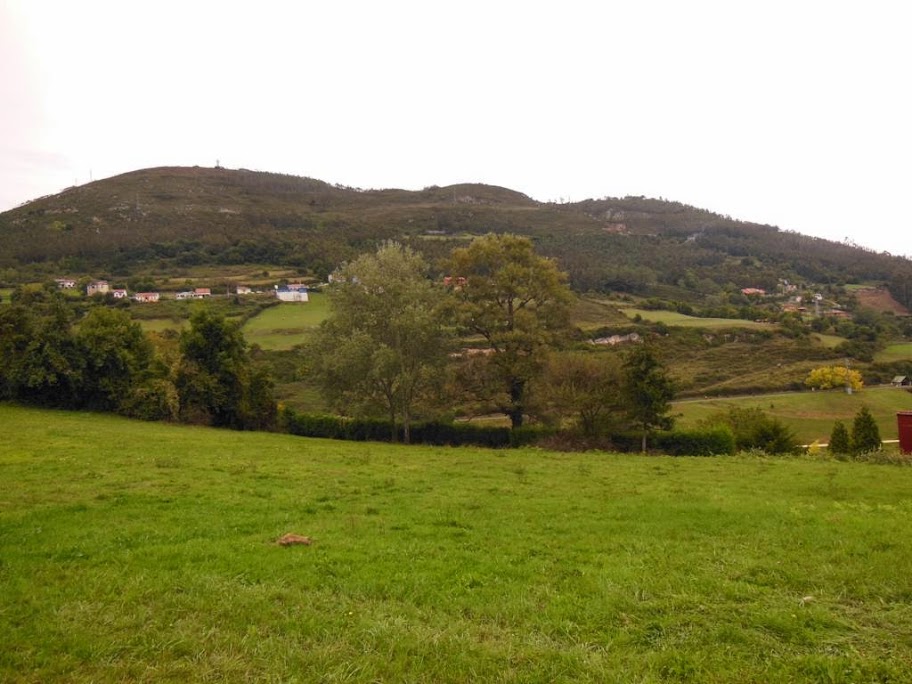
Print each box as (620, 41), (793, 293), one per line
(308, 242), (449, 443)
(622, 345), (675, 452)
(448, 233), (573, 428)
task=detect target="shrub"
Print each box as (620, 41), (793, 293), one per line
(655, 427), (736, 456)
(699, 407), (801, 455)
(119, 379), (180, 421)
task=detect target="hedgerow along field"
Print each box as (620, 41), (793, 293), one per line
(3, 405), (912, 682)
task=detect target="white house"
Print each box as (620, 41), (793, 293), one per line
(55, 278), (77, 289)
(112, 289), (128, 299)
(236, 285), (253, 295)
(133, 292), (160, 303)
(275, 285), (309, 302)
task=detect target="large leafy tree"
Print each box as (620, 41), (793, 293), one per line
(448, 233), (573, 428)
(75, 308), (153, 411)
(176, 309), (275, 429)
(530, 352), (624, 437)
(308, 242), (449, 443)
(0, 296), (84, 407)
(622, 345), (675, 452)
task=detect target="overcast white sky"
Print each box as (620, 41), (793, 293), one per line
(2, 0), (909, 256)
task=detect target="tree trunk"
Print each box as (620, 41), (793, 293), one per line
(509, 378), (525, 428)
(403, 404), (411, 445)
(388, 400), (398, 443)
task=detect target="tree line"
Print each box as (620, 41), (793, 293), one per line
(2, 234), (816, 455)
(0, 286), (275, 430)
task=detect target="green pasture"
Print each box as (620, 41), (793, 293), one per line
(621, 307), (775, 330)
(571, 296), (631, 330)
(136, 317), (187, 334)
(3, 404), (912, 682)
(242, 295), (330, 350)
(675, 385), (912, 445)
(811, 333), (847, 349)
(876, 342), (912, 363)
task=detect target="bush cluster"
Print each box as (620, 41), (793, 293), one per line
(655, 427), (737, 456)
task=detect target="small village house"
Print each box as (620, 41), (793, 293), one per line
(194, 288), (211, 297)
(87, 280), (110, 296)
(892, 376), (912, 387)
(236, 285), (252, 295)
(55, 278), (77, 289)
(133, 292), (160, 303)
(112, 289), (128, 299)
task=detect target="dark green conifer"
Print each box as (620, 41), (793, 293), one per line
(828, 420), (850, 455)
(851, 406), (881, 455)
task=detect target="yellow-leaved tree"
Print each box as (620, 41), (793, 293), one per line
(804, 366), (863, 392)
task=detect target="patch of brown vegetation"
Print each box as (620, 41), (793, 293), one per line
(276, 533), (313, 546)
(855, 287), (910, 315)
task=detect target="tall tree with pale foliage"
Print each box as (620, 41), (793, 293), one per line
(308, 242), (449, 443)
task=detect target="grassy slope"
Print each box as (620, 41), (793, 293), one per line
(2, 405), (912, 682)
(242, 294), (330, 351)
(877, 343), (912, 363)
(674, 386), (912, 444)
(620, 308), (776, 330)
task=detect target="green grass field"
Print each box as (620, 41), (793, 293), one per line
(675, 386), (912, 445)
(620, 308), (776, 330)
(3, 404), (912, 682)
(811, 333), (847, 349)
(877, 343), (912, 363)
(242, 295), (331, 350)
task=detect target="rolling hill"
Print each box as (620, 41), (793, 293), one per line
(2, 166), (911, 311)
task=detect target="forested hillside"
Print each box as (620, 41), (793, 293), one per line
(2, 165), (911, 308)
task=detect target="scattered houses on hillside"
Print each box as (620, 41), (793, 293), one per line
(176, 288), (212, 300)
(87, 280), (110, 296)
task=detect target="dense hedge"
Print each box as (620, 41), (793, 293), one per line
(280, 409), (549, 448)
(655, 427), (737, 456)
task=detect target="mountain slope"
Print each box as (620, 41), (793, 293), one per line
(2, 166), (911, 308)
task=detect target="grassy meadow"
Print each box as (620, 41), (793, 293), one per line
(877, 343), (912, 364)
(674, 386), (912, 445)
(620, 308), (775, 330)
(242, 295), (330, 351)
(3, 405), (912, 682)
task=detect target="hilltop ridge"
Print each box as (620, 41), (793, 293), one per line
(1, 165), (910, 310)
